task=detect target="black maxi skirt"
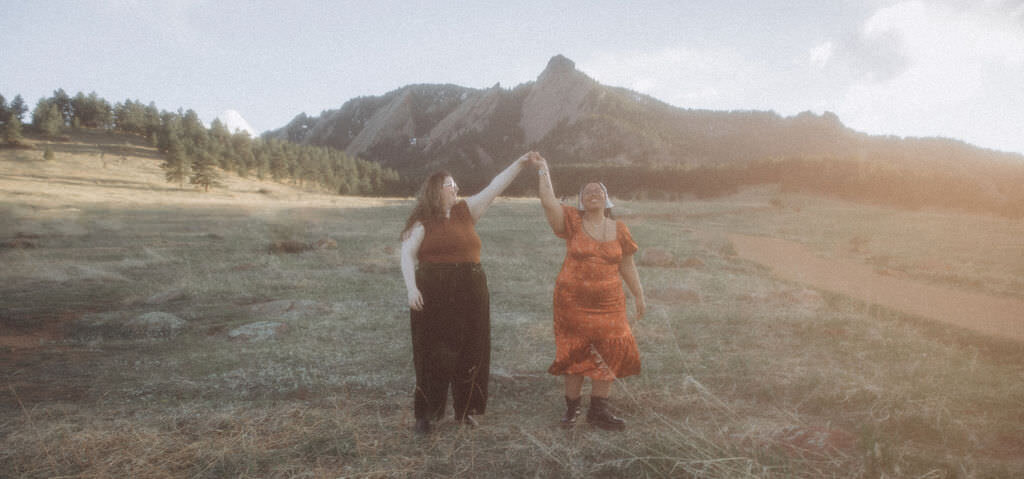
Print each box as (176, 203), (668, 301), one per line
(410, 262), (490, 420)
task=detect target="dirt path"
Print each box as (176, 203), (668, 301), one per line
(729, 234), (1024, 342)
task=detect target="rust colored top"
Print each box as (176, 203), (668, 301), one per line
(417, 200), (482, 264)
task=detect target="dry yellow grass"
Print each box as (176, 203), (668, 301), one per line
(0, 130), (399, 209)
(2, 130), (1023, 478)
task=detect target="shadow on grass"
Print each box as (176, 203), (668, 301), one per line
(36, 140), (164, 160)
(0, 173), (175, 193)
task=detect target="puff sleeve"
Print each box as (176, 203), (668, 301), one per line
(616, 221), (639, 256)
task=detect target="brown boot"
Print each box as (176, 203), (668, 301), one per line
(586, 396), (625, 431)
(560, 396), (582, 429)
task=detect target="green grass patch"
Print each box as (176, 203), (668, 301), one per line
(2, 189), (1023, 477)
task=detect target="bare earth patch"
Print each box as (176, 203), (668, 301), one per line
(0, 334), (52, 350)
(730, 234), (1024, 341)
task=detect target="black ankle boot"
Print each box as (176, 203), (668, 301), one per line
(587, 396), (625, 431)
(414, 418), (432, 436)
(560, 396), (582, 429)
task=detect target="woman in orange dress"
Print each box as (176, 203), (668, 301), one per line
(529, 152), (646, 431)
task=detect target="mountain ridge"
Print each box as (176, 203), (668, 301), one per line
(264, 54), (1023, 213)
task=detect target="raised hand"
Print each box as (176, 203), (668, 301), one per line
(527, 151), (548, 170)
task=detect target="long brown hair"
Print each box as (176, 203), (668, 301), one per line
(400, 171), (451, 240)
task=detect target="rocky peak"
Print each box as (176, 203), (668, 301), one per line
(521, 55), (595, 145)
(540, 54), (576, 78)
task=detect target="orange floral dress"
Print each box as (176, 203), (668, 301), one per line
(548, 205), (641, 381)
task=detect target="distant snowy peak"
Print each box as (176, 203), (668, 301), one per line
(217, 110), (258, 136)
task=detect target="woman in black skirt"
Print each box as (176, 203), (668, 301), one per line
(399, 152), (533, 435)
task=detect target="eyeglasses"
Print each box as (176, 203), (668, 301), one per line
(443, 180), (458, 191)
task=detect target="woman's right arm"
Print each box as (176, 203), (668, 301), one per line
(400, 223), (425, 311)
(533, 153), (565, 235)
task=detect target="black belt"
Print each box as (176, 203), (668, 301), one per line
(417, 262), (483, 272)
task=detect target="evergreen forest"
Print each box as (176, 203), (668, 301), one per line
(0, 89), (400, 196)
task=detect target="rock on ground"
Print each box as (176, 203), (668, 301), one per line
(126, 312), (186, 338)
(228, 321), (287, 341)
(144, 288), (187, 305)
(249, 299), (331, 319)
(639, 247), (675, 267)
(268, 240), (311, 254)
(649, 287), (702, 304)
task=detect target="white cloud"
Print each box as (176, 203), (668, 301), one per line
(809, 41), (834, 71)
(831, 0), (1024, 153)
(583, 2), (1024, 154)
(582, 47), (752, 109)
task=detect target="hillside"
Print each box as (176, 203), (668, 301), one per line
(265, 55), (1024, 216)
(0, 129), (389, 209)
(3, 138), (1024, 476)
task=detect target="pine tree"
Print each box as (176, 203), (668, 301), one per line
(269, 143), (289, 181)
(208, 118), (236, 170)
(156, 111), (182, 153)
(162, 136), (190, 188)
(180, 109), (208, 157)
(3, 115), (23, 145)
(190, 151), (221, 192)
(70, 91), (112, 129)
(254, 146), (269, 180)
(11, 95), (30, 123)
(0, 94), (16, 146)
(232, 131), (254, 177)
(52, 89), (73, 127)
(114, 99), (148, 135)
(32, 100), (62, 137)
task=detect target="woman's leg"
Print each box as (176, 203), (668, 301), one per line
(411, 307), (451, 422)
(411, 267), (456, 433)
(587, 379), (625, 431)
(561, 374), (585, 428)
(452, 267), (490, 421)
(564, 374), (584, 399)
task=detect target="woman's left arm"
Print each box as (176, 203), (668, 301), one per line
(620, 254), (646, 320)
(465, 152), (531, 222)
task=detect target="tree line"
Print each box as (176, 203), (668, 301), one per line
(6, 90), (1023, 217)
(1, 89), (400, 195)
(0, 93), (29, 146)
(537, 156), (1024, 219)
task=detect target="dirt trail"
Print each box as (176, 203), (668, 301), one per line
(730, 234), (1024, 342)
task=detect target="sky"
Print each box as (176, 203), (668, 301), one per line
(2, 0), (1023, 155)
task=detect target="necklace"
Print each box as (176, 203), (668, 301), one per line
(582, 215), (608, 241)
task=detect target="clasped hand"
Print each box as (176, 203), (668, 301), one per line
(526, 151), (547, 170)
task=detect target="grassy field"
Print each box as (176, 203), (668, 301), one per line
(2, 133), (1023, 477)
